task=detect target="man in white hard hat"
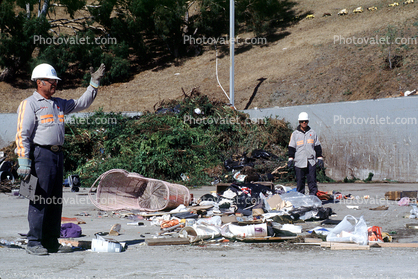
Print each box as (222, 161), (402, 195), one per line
(287, 112), (324, 195)
(16, 63), (105, 255)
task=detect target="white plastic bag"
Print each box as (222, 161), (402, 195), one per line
(196, 215), (222, 226)
(326, 215), (368, 245)
(280, 191), (322, 208)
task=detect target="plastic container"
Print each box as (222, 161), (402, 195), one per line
(221, 223), (268, 238)
(280, 191), (322, 208)
(91, 235), (124, 253)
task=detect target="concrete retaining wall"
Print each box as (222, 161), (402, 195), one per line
(243, 96), (418, 182)
(0, 114), (18, 150)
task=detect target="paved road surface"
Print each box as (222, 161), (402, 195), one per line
(1, 183), (417, 279)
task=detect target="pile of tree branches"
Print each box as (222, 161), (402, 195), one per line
(63, 90), (293, 186)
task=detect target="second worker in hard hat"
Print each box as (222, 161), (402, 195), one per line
(287, 112), (324, 195)
(16, 63), (105, 255)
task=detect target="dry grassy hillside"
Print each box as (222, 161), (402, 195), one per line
(1, 0), (417, 113)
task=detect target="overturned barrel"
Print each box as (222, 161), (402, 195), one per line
(88, 169), (190, 211)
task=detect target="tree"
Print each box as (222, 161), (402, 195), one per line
(0, 0), (50, 80)
(1, 0), (300, 83)
(382, 25), (402, 69)
(0, 0), (87, 81)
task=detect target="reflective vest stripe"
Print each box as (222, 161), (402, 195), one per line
(16, 100), (27, 157)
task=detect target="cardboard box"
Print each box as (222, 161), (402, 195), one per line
(266, 194), (285, 210)
(384, 191), (401, 201)
(385, 191), (417, 201)
(401, 191), (418, 199)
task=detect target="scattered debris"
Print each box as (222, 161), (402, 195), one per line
(326, 215), (368, 245)
(338, 9), (348, 15)
(353, 7), (363, 13)
(61, 217), (86, 224)
(91, 234), (126, 253)
(385, 190), (417, 201)
(109, 224), (122, 236)
(60, 223), (83, 238)
(369, 206), (389, 211)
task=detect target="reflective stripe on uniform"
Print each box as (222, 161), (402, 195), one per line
(16, 100), (27, 157)
(40, 114), (54, 124)
(16, 87), (97, 159)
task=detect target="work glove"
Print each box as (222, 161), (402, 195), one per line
(287, 159), (294, 170)
(89, 63), (106, 88)
(17, 157), (31, 180)
(317, 158), (324, 169)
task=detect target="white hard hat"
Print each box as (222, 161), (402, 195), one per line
(298, 112), (309, 121)
(31, 63), (61, 81)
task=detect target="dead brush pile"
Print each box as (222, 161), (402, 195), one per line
(10, 89), (293, 187)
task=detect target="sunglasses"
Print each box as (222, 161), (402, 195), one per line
(299, 120), (309, 123)
(42, 79), (58, 85)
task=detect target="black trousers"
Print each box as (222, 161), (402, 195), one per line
(27, 146), (63, 248)
(295, 163), (318, 195)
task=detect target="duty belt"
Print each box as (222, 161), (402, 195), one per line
(35, 144), (63, 152)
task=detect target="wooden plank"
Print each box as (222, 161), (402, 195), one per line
(304, 238), (323, 244)
(320, 241), (356, 248)
(371, 242), (418, 248)
(140, 212), (172, 217)
(294, 242), (322, 246)
(59, 239), (92, 249)
(235, 236), (297, 242)
(146, 237), (190, 246)
(320, 242), (331, 248)
(329, 243), (370, 250)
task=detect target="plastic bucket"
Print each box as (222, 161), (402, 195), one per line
(180, 225), (221, 243)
